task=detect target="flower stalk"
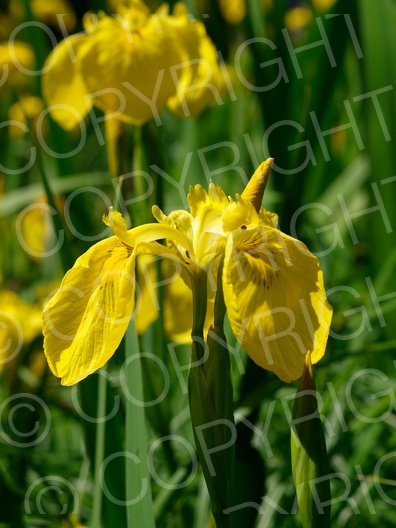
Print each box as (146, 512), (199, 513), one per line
(291, 353), (331, 528)
(188, 261), (235, 528)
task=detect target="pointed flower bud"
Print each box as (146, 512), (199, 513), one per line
(241, 157), (273, 212)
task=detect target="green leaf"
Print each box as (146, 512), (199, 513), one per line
(291, 357), (331, 528)
(0, 172), (109, 217)
(123, 321), (156, 528)
(188, 330), (235, 528)
(78, 373), (127, 528)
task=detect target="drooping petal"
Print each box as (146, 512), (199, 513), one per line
(42, 237), (136, 385)
(223, 225), (332, 382)
(41, 34), (91, 130)
(77, 9), (182, 125)
(166, 7), (225, 118)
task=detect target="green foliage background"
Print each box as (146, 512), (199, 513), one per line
(1, 0), (396, 526)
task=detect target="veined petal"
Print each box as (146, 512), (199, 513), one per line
(43, 237), (136, 385)
(42, 34), (91, 130)
(223, 225), (332, 382)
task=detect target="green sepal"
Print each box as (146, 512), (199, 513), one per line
(291, 355), (331, 528)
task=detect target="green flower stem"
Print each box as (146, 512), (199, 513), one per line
(34, 148), (75, 273)
(105, 118), (124, 179)
(214, 258), (226, 326)
(188, 265), (234, 528)
(91, 369), (108, 528)
(291, 358), (330, 528)
(130, 125), (148, 226)
(21, 0), (47, 84)
(125, 321), (155, 528)
(191, 269), (208, 355)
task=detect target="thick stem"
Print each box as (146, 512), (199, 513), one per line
(188, 263), (234, 528)
(191, 268), (208, 359)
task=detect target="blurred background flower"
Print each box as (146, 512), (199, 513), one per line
(42, 0), (225, 130)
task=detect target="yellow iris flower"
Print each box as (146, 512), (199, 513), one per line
(42, 0), (224, 130)
(43, 159), (332, 386)
(0, 290), (42, 373)
(219, 0), (246, 25)
(8, 96), (46, 139)
(10, 0), (76, 31)
(0, 41), (35, 89)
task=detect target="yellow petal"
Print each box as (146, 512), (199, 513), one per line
(134, 255), (159, 334)
(167, 18), (225, 118)
(223, 225), (332, 382)
(188, 183), (229, 219)
(222, 195), (259, 233)
(29, 0), (76, 30)
(42, 34), (91, 130)
(162, 259), (214, 342)
(187, 184), (228, 264)
(102, 207), (133, 246)
(187, 184), (209, 217)
(0, 290), (42, 372)
(284, 6), (313, 32)
(219, 0), (246, 24)
(312, 0), (337, 11)
(42, 237), (136, 385)
(0, 41), (35, 87)
(241, 158), (273, 213)
(133, 255), (215, 342)
(105, 117), (124, 177)
(78, 11), (181, 125)
(0, 41), (35, 70)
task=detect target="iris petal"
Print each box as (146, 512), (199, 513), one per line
(78, 13), (181, 125)
(43, 237), (136, 385)
(42, 34), (91, 130)
(223, 225), (332, 382)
